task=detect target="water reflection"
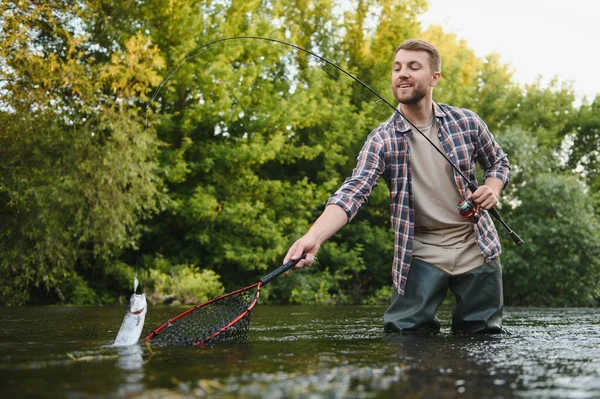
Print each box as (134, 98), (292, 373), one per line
(114, 344), (145, 396)
(382, 333), (517, 398)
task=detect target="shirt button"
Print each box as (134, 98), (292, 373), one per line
(449, 153), (454, 157)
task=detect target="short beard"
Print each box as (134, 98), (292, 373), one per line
(394, 86), (427, 105)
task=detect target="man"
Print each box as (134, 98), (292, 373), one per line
(284, 39), (510, 334)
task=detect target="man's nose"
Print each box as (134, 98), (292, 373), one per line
(397, 67), (410, 78)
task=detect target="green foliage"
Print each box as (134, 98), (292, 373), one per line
(563, 96), (600, 213)
(363, 286), (392, 305)
(498, 129), (600, 306)
(58, 273), (99, 306)
(1, 0), (599, 308)
(100, 261), (138, 300)
(501, 173), (600, 306)
(288, 268), (351, 305)
(512, 79), (576, 150)
(145, 261), (225, 305)
(0, 1), (164, 304)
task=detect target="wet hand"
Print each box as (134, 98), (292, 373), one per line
(469, 185), (498, 210)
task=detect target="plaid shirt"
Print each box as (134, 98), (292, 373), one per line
(327, 102), (510, 295)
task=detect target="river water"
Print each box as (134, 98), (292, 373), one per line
(1, 305), (599, 398)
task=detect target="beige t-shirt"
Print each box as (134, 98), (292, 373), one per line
(409, 117), (484, 274)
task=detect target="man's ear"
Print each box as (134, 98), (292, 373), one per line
(430, 71), (441, 87)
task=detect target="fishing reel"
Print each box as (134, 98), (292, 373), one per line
(457, 198), (481, 223)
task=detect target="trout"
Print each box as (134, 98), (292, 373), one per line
(113, 278), (147, 347)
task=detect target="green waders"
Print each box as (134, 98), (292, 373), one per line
(383, 258), (503, 334)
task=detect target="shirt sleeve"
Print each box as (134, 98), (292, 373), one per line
(326, 132), (385, 222)
(475, 116), (510, 189)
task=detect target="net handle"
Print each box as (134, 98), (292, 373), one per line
(259, 254), (306, 285)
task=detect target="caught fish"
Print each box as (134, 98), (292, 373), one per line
(113, 277), (147, 347)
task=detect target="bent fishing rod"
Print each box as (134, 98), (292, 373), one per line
(145, 36), (523, 246)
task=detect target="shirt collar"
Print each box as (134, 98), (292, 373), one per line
(391, 102), (446, 135)
(433, 101), (447, 119)
(391, 110), (411, 134)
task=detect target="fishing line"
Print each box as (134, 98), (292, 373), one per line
(144, 36), (522, 246)
(134, 249), (139, 294)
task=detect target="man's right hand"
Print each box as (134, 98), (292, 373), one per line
(284, 233), (320, 270)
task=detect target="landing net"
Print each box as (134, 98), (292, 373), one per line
(146, 288), (257, 346)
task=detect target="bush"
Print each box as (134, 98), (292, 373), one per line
(498, 128), (600, 306)
(58, 273), (98, 305)
(363, 286), (391, 305)
(288, 269), (351, 305)
(145, 262), (224, 305)
(502, 173), (600, 306)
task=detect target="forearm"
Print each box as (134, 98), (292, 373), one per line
(476, 115), (510, 190)
(306, 204), (348, 245)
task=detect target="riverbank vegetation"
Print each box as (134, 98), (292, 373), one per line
(2, 0), (599, 306)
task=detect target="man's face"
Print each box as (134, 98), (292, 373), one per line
(391, 49), (439, 105)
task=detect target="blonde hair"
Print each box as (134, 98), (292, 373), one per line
(395, 39), (441, 72)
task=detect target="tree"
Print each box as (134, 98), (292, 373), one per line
(2, 0), (597, 306)
(498, 128), (600, 306)
(512, 78), (576, 151)
(0, 1), (164, 304)
(563, 96), (600, 212)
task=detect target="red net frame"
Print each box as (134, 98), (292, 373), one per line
(144, 282), (263, 346)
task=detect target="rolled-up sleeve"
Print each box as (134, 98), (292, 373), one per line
(476, 117), (510, 189)
(326, 133), (385, 222)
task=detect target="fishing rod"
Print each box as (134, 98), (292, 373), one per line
(145, 36), (523, 246)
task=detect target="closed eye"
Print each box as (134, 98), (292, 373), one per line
(393, 62), (422, 72)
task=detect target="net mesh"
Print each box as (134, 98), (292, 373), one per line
(147, 289), (256, 346)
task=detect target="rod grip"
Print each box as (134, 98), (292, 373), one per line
(509, 230), (524, 246)
(259, 254), (307, 286)
(488, 208), (524, 246)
